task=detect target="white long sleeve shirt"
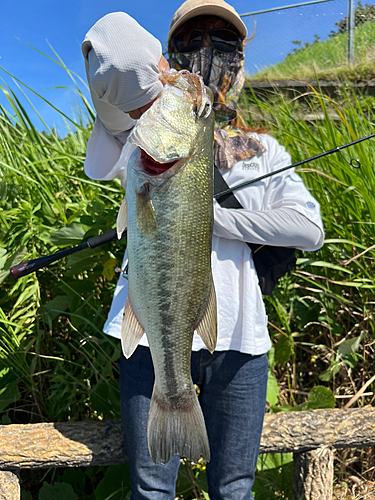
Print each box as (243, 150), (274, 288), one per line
(85, 131), (324, 356)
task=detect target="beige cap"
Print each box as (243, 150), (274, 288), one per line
(168, 0), (247, 40)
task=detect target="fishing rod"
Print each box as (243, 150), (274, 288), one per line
(10, 229), (126, 280)
(9, 132), (374, 280)
(214, 132), (370, 199)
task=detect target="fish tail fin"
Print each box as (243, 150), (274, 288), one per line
(147, 385), (210, 465)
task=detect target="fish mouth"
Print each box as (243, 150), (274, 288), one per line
(140, 149), (178, 176)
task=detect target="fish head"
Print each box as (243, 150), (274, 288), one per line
(128, 70), (213, 173)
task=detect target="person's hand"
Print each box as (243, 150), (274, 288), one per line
(125, 55), (170, 119)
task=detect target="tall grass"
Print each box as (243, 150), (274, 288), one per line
(0, 51), (128, 425)
(240, 83), (375, 387)
(240, 84), (375, 496)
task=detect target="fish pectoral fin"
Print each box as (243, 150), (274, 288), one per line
(196, 279), (217, 354)
(116, 195), (128, 239)
(136, 187), (157, 237)
(121, 297), (145, 358)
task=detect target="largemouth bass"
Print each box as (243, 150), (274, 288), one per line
(116, 70), (217, 465)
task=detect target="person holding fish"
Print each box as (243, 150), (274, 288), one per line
(82, 1), (324, 499)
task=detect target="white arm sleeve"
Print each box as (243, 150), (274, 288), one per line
(82, 12), (163, 183)
(213, 133), (325, 251)
(213, 205), (324, 251)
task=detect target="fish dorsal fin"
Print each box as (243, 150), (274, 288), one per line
(116, 195), (128, 239)
(196, 279), (217, 354)
(121, 297), (145, 358)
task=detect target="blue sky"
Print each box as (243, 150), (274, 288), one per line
(1, 0), (349, 133)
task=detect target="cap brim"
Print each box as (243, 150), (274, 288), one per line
(169, 5), (247, 40)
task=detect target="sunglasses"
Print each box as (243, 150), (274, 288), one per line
(171, 28), (240, 54)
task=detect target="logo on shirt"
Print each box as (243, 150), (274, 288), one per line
(306, 201), (315, 209)
(242, 162), (260, 171)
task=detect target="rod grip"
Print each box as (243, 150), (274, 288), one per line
(87, 229), (127, 248)
(10, 229), (127, 280)
(10, 243), (87, 280)
(10, 256), (57, 280)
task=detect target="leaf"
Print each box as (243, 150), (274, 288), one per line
(296, 258), (352, 274)
(0, 369), (21, 412)
(38, 482), (78, 500)
(274, 335), (294, 366)
(195, 469), (209, 495)
(0, 248), (7, 269)
(0, 247), (28, 284)
(319, 360), (340, 382)
(267, 346), (275, 370)
(257, 453), (293, 472)
(94, 464), (130, 500)
(253, 456), (293, 499)
(176, 463), (194, 498)
(294, 297), (321, 330)
(21, 491), (33, 500)
(337, 333), (364, 358)
(306, 386), (335, 410)
(40, 295), (74, 328)
(50, 223), (86, 246)
(324, 238), (367, 250)
(13, 281), (39, 309)
(90, 381), (120, 415)
(266, 371), (280, 406)
(102, 258), (119, 281)
(65, 251), (97, 276)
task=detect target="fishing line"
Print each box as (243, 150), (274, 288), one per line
(10, 132), (375, 279)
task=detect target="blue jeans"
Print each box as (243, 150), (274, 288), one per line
(119, 346), (268, 500)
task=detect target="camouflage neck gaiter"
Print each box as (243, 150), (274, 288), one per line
(169, 47), (245, 123)
(169, 48), (266, 169)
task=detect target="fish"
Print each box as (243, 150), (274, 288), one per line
(116, 70), (217, 465)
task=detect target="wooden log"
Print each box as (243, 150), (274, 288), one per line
(0, 407), (374, 469)
(0, 471), (20, 500)
(293, 447), (334, 500)
(260, 406), (375, 454)
(0, 420), (127, 469)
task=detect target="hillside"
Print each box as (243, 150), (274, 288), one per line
(248, 19), (375, 82)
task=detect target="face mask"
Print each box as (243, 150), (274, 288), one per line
(169, 47), (266, 170)
(169, 47), (245, 123)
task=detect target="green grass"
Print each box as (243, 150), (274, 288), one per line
(249, 19), (375, 82)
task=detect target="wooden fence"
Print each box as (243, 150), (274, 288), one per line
(247, 80), (375, 100)
(1, 407), (374, 500)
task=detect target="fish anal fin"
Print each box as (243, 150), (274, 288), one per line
(196, 279), (217, 354)
(116, 195), (128, 239)
(121, 297), (145, 358)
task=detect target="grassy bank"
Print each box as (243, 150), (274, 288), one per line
(249, 19), (375, 82)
